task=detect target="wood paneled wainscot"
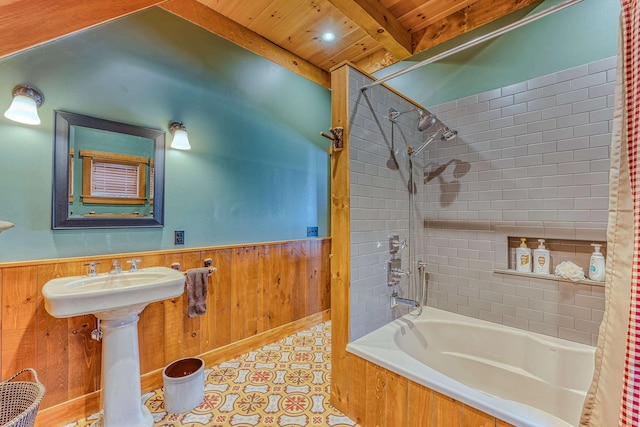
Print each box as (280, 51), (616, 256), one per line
(0, 238), (330, 426)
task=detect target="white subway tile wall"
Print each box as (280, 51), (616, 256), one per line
(348, 56), (614, 345)
(349, 70), (429, 340)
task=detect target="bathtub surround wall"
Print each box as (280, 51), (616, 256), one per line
(348, 56), (613, 345)
(349, 69), (429, 339)
(423, 57), (613, 345)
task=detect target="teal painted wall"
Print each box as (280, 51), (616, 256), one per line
(378, 0), (620, 107)
(0, 7), (331, 262)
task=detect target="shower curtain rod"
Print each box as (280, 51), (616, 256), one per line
(361, 0), (583, 92)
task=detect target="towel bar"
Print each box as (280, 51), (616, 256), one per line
(182, 267), (217, 291)
(183, 267), (216, 277)
(170, 260), (217, 276)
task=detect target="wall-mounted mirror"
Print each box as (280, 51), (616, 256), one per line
(52, 111), (165, 229)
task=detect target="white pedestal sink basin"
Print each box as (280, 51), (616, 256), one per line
(43, 266), (185, 427)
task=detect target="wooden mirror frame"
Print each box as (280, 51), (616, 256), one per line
(52, 110), (166, 229)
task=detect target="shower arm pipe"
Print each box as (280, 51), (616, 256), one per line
(410, 127), (442, 157)
(360, 0), (583, 92)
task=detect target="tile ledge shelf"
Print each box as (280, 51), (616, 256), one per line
(493, 268), (605, 287)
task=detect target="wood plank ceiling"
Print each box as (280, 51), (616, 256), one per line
(0, 0), (543, 89)
(193, 0), (542, 79)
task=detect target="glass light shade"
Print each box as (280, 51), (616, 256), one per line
(0, 220), (14, 234)
(170, 129), (191, 150)
(4, 94), (41, 125)
(322, 32), (335, 41)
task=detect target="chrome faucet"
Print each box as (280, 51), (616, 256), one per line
(391, 292), (420, 308)
(127, 258), (141, 272)
(109, 260), (122, 275)
(84, 262), (100, 277)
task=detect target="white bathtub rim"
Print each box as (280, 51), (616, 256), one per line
(346, 307), (593, 427)
(405, 318), (595, 353)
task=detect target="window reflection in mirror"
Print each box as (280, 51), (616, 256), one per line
(69, 127), (154, 217)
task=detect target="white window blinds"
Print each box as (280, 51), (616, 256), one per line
(91, 162), (139, 197)
(149, 165), (154, 200)
(79, 149), (148, 204)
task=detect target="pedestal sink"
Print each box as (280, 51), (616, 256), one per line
(43, 266), (185, 427)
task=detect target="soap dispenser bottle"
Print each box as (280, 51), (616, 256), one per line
(515, 238), (532, 273)
(533, 239), (550, 275)
(589, 243), (606, 281)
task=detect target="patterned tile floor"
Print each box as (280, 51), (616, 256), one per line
(65, 321), (358, 427)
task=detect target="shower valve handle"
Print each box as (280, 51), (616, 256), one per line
(389, 234), (406, 254)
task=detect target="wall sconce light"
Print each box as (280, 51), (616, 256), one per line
(4, 85), (44, 125)
(168, 121), (191, 150)
(0, 220), (14, 234)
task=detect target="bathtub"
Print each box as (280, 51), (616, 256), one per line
(346, 307), (595, 427)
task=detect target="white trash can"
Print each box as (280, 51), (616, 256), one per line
(162, 357), (205, 413)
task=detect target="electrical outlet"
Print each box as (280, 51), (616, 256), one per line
(174, 230), (185, 245)
(307, 226), (318, 237)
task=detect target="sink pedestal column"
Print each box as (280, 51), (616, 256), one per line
(94, 309), (153, 427)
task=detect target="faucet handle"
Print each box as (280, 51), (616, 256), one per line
(83, 262), (100, 276)
(389, 234), (407, 254)
(127, 259), (141, 272)
(110, 260), (122, 274)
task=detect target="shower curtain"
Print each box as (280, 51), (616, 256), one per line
(580, 1), (640, 426)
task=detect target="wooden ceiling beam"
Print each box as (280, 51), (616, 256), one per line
(411, 0), (541, 55)
(0, 0), (166, 60)
(325, 0), (412, 60)
(352, 48), (398, 74)
(397, 0), (479, 32)
(161, 0), (331, 89)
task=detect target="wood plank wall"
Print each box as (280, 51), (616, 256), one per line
(328, 63), (514, 427)
(0, 238), (330, 423)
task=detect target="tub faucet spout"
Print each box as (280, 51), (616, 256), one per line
(391, 292), (420, 308)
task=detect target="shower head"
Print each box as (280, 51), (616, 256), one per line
(440, 126), (458, 141)
(417, 111), (437, 132)
(388, 107), (434, 126)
